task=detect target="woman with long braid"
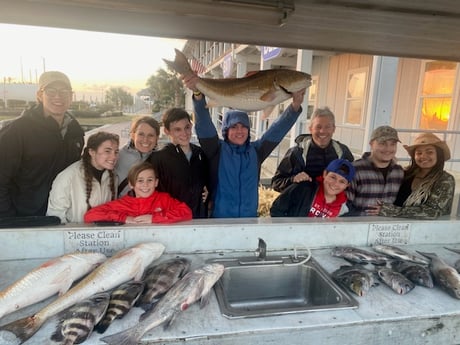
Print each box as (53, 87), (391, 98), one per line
(47, 131), (119, 223)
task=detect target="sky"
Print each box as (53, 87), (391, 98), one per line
(0, 23), (186, 98)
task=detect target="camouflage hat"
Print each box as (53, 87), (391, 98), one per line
(370, 125), (400, 143)
(403, 133), (451, 161)
(38, 71), (72, 90)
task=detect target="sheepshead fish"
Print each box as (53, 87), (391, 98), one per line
(376, 267), (415, 295)
(331, 246), (391, 265)
(391, 261), (434, 288)
(100, 263), (225, 345)
(331, 264), (377, 297)
(372, 244), (429, 265)
(0, 242), (165, 343)
(96, 281), (145, 334)
(0, 252), (106, 320)
(137, 257), (191, 307)
(417, 251), (460, 299)
(51, 292), (110, 345)
(164, 49), (311, 117)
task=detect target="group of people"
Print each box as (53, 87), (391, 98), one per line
(0, 70), (455, 226)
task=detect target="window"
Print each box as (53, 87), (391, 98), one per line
(307, 76), (318, 120)
(417, 61), (457, 130)
(344, 67), (368, 125)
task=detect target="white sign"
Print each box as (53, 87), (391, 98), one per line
(64, 229), (124, 256)
(367, 223), (411, 246)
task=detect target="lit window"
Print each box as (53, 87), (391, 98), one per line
(418, 61), (457, 130)
(345, 68), (368, 125)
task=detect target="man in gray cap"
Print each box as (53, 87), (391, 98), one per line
(345, 125), (404, 216)
(0, 71), (84, 218)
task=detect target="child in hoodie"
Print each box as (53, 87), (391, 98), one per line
(84, 161), (192, 224)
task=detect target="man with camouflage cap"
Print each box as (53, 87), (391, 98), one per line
(345, 125), (404, 216)
(0, 71), (84, 218)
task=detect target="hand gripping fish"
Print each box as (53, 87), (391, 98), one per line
(164, 49), (311, 118)
(0, 252), (106, 320)
(0, 242), (165, 344)
(100, 263), (225, 345)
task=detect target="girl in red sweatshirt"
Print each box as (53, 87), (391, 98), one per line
(84, 161), (192, 224)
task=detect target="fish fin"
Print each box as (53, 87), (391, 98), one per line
(444, 247), (460, 255)
(205, 98), (219, 108)
(100, 326), (140, 345)
(50, 325), (64, 342)
(260, 106), (276, 119)
(244, 71), (259, 77)
(95, 319), (111, 334)
(163, 312), (180, 330)
(200, 292), (211, 309)
(0, 315), (43, 343)
(416, 251), (436, 260)
(163, 48), (194, 77)
(54, 266), (74, 295)
(259, 89), (278, 103)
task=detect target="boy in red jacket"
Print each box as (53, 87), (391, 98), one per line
(84, 162), (192, 224)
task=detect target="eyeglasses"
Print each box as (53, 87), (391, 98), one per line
(42, 88), (73, 98)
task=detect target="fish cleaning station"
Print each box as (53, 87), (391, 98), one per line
(1, 217), (460, 344)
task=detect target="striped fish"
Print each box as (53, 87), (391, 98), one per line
(137, 257), (191, 308)
(96, 281), (144, 334)
(51, 292), (110, 345)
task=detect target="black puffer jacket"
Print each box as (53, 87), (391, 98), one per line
(0, 104), (84, 216)
(148, 143), (209, 218)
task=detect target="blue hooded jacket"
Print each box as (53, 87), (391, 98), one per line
(193, 98), (302, 218)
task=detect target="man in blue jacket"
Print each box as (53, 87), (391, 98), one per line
(183, 74), (305, 218)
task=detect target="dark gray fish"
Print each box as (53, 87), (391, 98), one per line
(417, 251), (460, 299)
(376, 267), (415, 295)
(95, 281), (145, 334)
(100, 263), (225, 345)
(331, 246), (391, 265)
(331, 264), (377, 297)
(372, 244), (429, 265)
(51, 292), (110, 345)
(137, 257), (191, 307)
(391, 261), (434, 288)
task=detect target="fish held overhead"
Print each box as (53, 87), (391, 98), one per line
(164, 49), (312, 118)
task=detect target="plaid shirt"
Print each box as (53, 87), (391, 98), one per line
(346, 152), (404, 215)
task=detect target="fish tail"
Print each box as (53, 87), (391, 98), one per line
(100, 326), (141, 345)
(163, 48), (194, 77)
(0, 315), (43, 343)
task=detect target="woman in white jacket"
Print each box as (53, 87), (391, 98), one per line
(47, 131), (119, 223)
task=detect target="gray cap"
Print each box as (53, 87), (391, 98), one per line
(370, 125), (400, 143)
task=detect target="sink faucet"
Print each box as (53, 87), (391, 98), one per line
(255, 238), (267, 260)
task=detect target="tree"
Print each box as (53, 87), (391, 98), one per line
(105, 87), (133, 110)
(146, 68), (184, 112)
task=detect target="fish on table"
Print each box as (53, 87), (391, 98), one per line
(331, 264), (377, 297)
(100, 263), (225, 345)
(50, 292), (110, 345)
(0, 252), (106, 320)
(96, 280), (145, 334)
(417, 251), (460, 299)
(331, 246), (391, 266)
(372, 244), (429, 265)
(137, 257), (191, 308)
(376, 267), (415, 295)
(164, 48), (311, 118)
(0, 242), (165, 344)
(391, 260), (434, 288)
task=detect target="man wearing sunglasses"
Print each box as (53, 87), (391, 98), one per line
(0, 71), (84, 218)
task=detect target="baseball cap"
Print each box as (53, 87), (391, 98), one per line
(370, 125), (400, 143)
(38, 71), (72, 90)
(326, 159), (355, 182)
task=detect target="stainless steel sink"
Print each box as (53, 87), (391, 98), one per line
(208, 255), (358, 319)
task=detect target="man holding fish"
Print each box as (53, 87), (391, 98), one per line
(182, 74), (306, 218)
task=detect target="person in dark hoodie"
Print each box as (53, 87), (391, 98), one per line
(148, 108), (209, 218)
(0, 71), (84, 217)
(270, 159), (355, 218)
(183, 74), (306, 218)
(271, 106), (354, 193)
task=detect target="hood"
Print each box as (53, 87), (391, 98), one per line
(221, 110), (250, 141)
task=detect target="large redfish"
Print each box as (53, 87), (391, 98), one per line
(0, 242), (165, 343)
(164, 49), (311, 117)
(100, 263), (225, 345)
(0, 252), (106, 320)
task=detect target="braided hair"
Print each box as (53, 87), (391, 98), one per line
(81, 131), (119, 211)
